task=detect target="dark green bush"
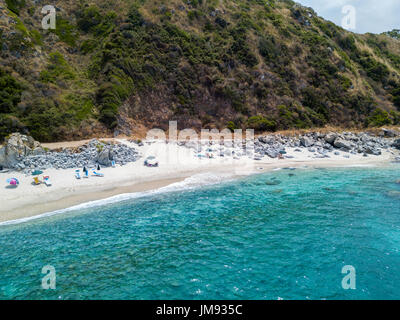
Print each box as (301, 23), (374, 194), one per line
(226, 121), (236, 132)
(40, 52), (75, 83)
(367, 108), (392, 127)
(52, 18), (78, 47)
(5, 0), (25, 15)
(230, 27), (258, 67)
(77, 6), (103, 32)
(247, 116), (276, 132)
(0, 68), (23, 114)
(301, 87), (329, 123)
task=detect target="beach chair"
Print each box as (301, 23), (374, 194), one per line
(111, 160), (116, 168)
(75, 170), (81, 180)
(33, 177), (41, 185)
(83, 170), (89, 179)
(43, 176), (52, 187)
(92, 169), (104, 177)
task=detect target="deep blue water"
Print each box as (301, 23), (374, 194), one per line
(1, 165), (400, 300)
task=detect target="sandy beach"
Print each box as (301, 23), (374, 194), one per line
(1, 139), (398, 224)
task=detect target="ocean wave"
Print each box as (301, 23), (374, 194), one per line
(0, 172), (235, 227)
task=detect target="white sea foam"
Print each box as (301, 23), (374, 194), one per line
(0, 172), (235, 227)
(341, 164), (377, 168)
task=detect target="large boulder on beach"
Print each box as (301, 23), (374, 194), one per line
(324, 133), (337, 144)
(393, 138), (400, 150)
(0, 133), (44, 168)
(96, 147), (114, 166)
(265, 149), (279, 158)
(382, 128), (399, 138)
(333, 138), (352, 150)
(300, 136), (314, 147)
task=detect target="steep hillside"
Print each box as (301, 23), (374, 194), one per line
(1, 0), (400, 142)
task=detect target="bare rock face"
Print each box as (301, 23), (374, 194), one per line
(96, 147), (114, 166)
(0, 147), (5, 168)
(0, 133), (44, 168)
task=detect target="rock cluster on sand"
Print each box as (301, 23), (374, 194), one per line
(255, 130), (400, 159)
(1, 136), (140, 172)
(393, 138), (400, 150)
(0, 133), (44, 168)
(178, 129), (400, 161)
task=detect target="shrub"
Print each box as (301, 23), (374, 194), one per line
(367, 108), (392, 127)
(337, 35), (357, 52)
(40, 52), (75, 83)
(391, 86), (400, 109)
(226, 121), (236, 132)
(383, 29), (400, 40)
(77, 6), (102, 32)
(5, 0), (25, 15)
(0, 68), (23, 113)
(230, 27), (258, 67)
(301, 87), (329, 122)
(52, 18), (78, 47)
(247, 116), (276, 132)
(128, 6), (144, 27)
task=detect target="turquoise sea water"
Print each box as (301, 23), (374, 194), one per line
(1, 165), (400, 300)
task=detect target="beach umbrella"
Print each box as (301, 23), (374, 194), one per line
(97, 164), (101, 171)
(32, 170), (43, 176)
(6, 178), (19, 186)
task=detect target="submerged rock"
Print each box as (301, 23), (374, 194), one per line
(387, 190), (400, 198)
(265, 179), (282, 186)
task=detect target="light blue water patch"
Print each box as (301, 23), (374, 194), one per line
(0, 165), (400, 300)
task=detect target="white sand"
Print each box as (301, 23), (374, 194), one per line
(1, 139), (398, 223)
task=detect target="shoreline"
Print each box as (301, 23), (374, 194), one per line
(1, 141), (398, 225)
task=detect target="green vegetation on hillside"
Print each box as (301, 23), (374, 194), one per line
(5, 0), (26, 15)
(1, 0), (400, 142)
(0, 68), (24, 141)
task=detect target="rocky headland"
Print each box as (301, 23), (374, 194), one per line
(0, 133), (140, 173)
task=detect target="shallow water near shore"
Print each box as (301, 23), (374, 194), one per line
(1, 165), (400, 299)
